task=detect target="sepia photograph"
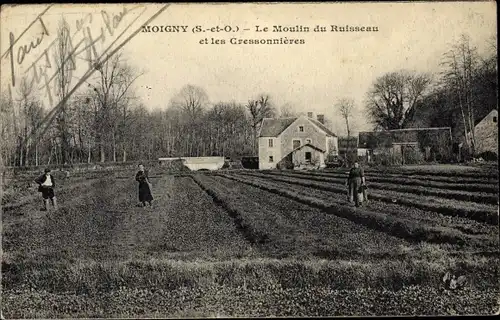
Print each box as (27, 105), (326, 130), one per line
(0, 1), (498, 318)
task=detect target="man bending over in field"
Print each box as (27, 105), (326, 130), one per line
(35, 168), (58, 211)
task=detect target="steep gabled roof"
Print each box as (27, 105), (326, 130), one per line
(259, 117), (298, 137)
(308, 118), (337, 137)
(292, 143), (325, 153)
(258, 116), (337, 137)
(474, 109), (498, 126)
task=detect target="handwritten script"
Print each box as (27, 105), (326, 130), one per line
(2, 4), (170, 145)
(4, 5), (145, 107)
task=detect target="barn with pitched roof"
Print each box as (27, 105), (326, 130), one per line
(358, 127), (453, 163)
(258, 114), (338, 169)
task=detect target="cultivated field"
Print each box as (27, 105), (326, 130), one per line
(1, 164), (499, 317)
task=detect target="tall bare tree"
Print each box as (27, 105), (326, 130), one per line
(335, 97), (356, 165)
(53, 18), (76, 164)
(169, 85), (209, 118)
(415, 34), (496, 154)
(279, 102), (297, 117)
(90, 52), (142, 162)
(366, 70), (432, 130)
(26, 100), (44, 166)
(206, 102), (252, 157)
(0, 89), (15, 166)
(336, 98), (355, 138)
(440, 34), (480, 155)
(246, 94), (276, 154)
(15, 79), (35, 166)
(168, 85), (209, 156)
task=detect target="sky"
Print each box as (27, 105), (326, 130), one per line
(1, 2), (497, 135)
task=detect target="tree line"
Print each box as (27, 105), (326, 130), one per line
(0, 19), (295, 167)
(1, 80), (282, 167)
(1, 30), (496, 168)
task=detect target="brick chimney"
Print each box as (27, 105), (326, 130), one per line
(307, 112), (313, 118)
(317, 114), (325, 124)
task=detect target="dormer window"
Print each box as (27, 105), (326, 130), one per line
(299, 126), (304, 132)
(493, 116), (497, 123)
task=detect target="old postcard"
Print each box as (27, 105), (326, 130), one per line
(0, 1), (498, 318)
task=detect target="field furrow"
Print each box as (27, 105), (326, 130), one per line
(192, 174), (411, 259)
(224, 173), (498, 248)
(1, 174), (253, 293)
(261, 171), (498, 204)
(237, 172), (498, 225)
(325, 167), (499, 179)
(217, 173), (496, 248)
(105, 175), (253, 260)
(281, 170), (499, 193)
(2, 166), (499, 318)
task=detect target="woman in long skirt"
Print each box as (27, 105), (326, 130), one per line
(135, 164), (153, 207)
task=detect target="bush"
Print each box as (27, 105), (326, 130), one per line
(372, 151), (402, 166)
(403, 147), (425, 165)
(461, 146), (474, 162)
(277, 157), (294, 170)
(228, 161), (244, 170)
(477, 151), (498, 161)
(241, 157), (259, 169)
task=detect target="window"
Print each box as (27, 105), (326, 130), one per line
(292, 140), (301, 149)
(268, 139), (273, 147)
(299, 126), (304, 132)
(305, 152), (312, 163)
(493, 116), (497, 123)
(306, 138), (312, 144)
(269, 156), (274, 162)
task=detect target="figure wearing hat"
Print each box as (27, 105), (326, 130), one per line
(35, 168), (58, 211)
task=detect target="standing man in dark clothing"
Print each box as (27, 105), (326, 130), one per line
(35, 168), (58, 211)
(347, 161), (366, 207)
